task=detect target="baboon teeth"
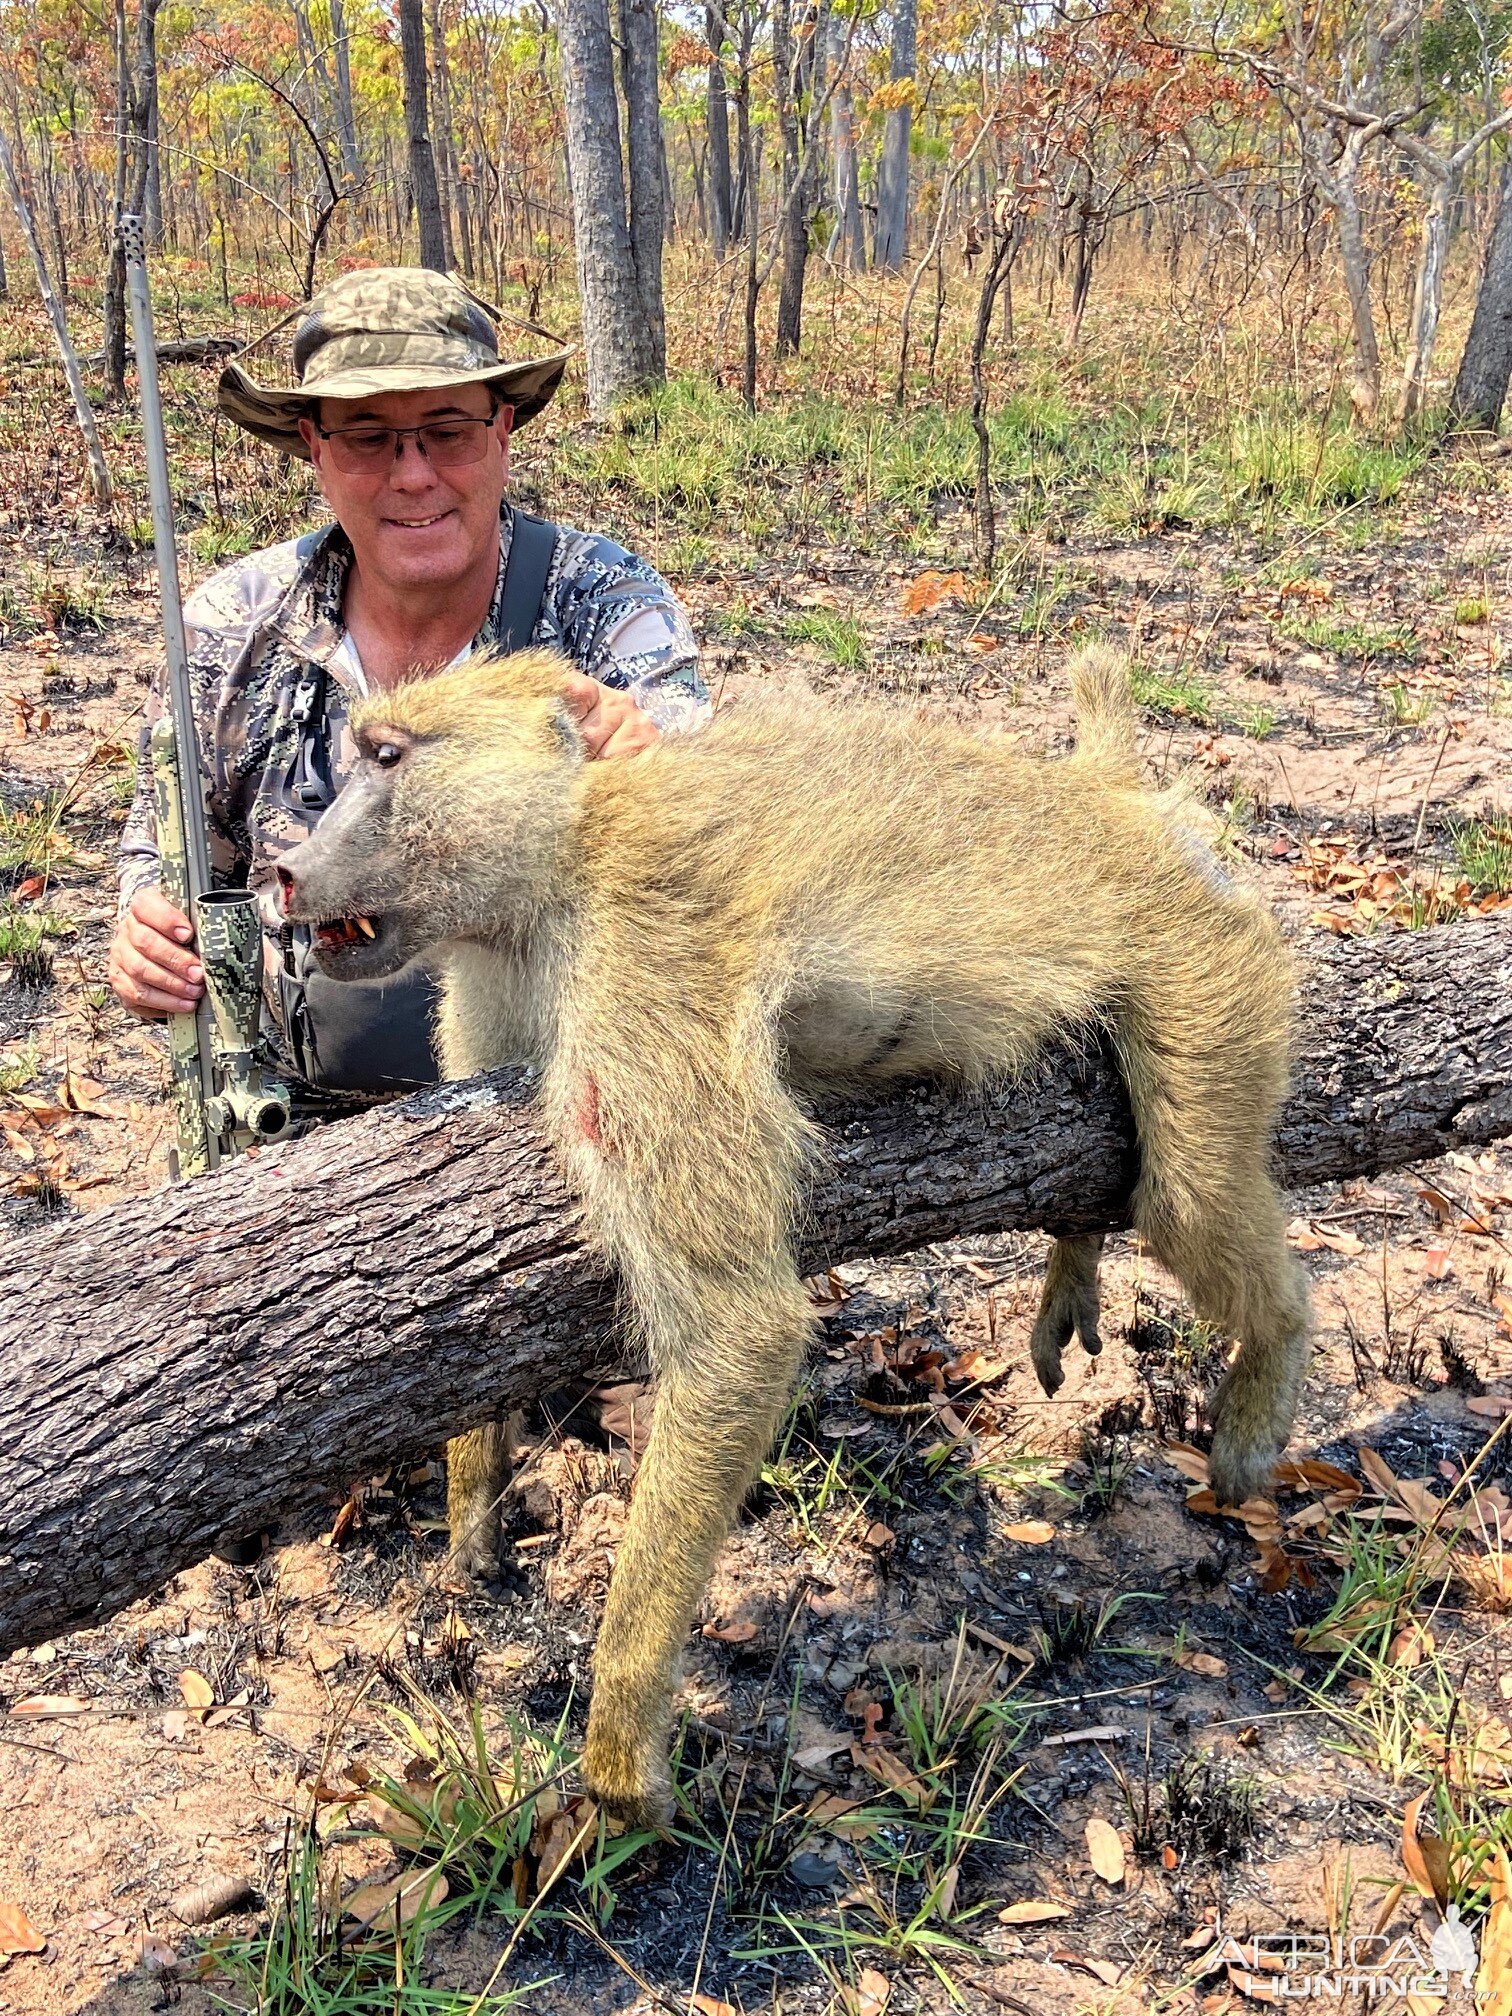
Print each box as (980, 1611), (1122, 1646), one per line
(354, 915), (378, 940)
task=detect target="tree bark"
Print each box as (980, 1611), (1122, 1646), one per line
(1451, 153), (1512, 431)
(328, 0), (363, 187)
(2, 920), (1509, 1658)
(558, 0), (658, 411)
(397, 0), (448, 271)
(705, 5), (733, 258)
(424, 0), (458, 270)
(828, 77), (866, 271)
(618, 0), (666, 379)
(874, 0), (915, 270)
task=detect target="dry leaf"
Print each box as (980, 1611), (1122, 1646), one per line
(689, 1997), (737, 2016)
(0, 1903), (45, 1956)
(1357, 1446), (1400, 1496)
(1002, 1519), (1055, 1544)
(1478, 1846), (1512, 2016)
(1084, 1815), (1126, 1885)
(1423, 1246), (1454, 1280)
(341, 1866), (449, 1935)
(133, 1932), (179, 1975)
(901, 569), (967, 616)
(10, 1694), (89, 1717)
(702, 1617), (758, 1644)
(1174, 1648), (1229, 1677)
(863, 1521), (894, 1549)
(840, 1967), (892, 2016)
(1400, 1792), (1450, 1907)
(538, 1804), (593, 1889)
(179, 1670), (214, 1718)
(998, 1899), (1071, 1924)
(1467, 1393), (1512, 1420)
(1164, 1442), (1212, 1483)
(169, 1874), (255, 1926)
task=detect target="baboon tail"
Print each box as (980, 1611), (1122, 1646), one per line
(1068, 644), (1138, 775)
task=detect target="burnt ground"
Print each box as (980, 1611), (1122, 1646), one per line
(2, 353), (1512, 2015)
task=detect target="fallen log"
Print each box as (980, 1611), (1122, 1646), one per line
(1, 918), (1508, 1657)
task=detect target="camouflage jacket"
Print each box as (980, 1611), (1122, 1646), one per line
(117, 510), (705, 1077)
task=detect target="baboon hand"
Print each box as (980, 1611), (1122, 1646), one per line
(582, 1689), (674, 1830)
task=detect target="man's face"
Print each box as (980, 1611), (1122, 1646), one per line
(297, 384), (514, 592)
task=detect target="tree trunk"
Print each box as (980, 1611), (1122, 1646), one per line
(874, 0), (915, 270)
(1400, 177), (1454, 421)
(2, 919), (1508, 1658)
(0, 126), (113, 514)
(425, 0), (458, 270)
(329, 0), (363, 186)
(1333, 168), (1382, 421)
(705, 5), (733, 258)
(772, 0), (806, 356)
(618, 0), (666, 379)
(828, 78), (866, 270)
(101, 0), (133, 400)
(1450, 154), (1512, 431)
(397, 0), (448, 271)
(558, 0), (657, 410)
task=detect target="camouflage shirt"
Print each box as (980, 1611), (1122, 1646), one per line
(117, 509), (706, 1078)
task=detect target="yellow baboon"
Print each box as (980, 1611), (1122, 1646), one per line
(277, 644), (1311, 1825)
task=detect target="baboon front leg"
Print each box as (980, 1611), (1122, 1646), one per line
(583, 1271), (812, 1825)
(1029, 1234), (1105, 1394)
(446, 1420), (514, 1579)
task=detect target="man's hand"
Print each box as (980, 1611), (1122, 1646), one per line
(108, 888), (205, 1018)
(562, 672), (661, 760)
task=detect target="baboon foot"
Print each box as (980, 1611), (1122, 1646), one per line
(582, 1694), (674, 1830)
(1029, 1236), (1104, 1395)
(1207, 1370), (1289, 1507)
(450, 1502), (502, 1582)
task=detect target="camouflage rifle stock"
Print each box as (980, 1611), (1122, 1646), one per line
(120, 214), (289, 1176)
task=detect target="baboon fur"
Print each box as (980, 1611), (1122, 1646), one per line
(277, 644), (1312, 1825)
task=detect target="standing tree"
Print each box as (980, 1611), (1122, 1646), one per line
(705, 3), (734, 257)
(398, 0), (447, 270)
(559, 0), (663, 409)
(620, 0), (667, 378)
(1450, 153), (1512, 432)
(874, 0), (915, 269)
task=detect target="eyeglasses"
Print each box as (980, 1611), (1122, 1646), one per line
(313, 413), (500, 473)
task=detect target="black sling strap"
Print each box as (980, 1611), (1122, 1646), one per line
(494, 508), (557, 651)
(276, 508), (558, 1097)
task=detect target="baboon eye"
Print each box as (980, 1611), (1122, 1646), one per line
(374, 741), (404, 769)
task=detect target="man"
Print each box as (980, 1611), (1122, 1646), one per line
(111, 268), (706, 1099)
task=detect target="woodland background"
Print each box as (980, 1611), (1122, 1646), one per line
(5, 0), (1512, 2012)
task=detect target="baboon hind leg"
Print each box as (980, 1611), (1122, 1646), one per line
(446, 1419), (515, 1579)
(1029, 1234), (1105, 1394)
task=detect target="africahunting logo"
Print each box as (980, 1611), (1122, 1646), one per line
(1214, 1904), (1477, 1997)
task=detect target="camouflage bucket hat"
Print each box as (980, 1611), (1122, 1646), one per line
(217, 267), (573, 459)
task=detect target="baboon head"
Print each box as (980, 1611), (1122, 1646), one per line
(276, 648), (584, 980)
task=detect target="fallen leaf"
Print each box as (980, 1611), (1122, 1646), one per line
(689, 1997), (737, 2016)
(1423, 1246), (1454, 1280)
(1467, 1393), (1512, 1420)
(793, 1734), (851, 1772)
(998, 1899), (1071, 1924)
(1050, 1943), (1123, 1986)
(1358, 1446), (1400, 1496)
(179, 1670), (214, 1718)
(840, 1967), (891, 2016)
(1040, 1724), (1129, 1747)
(901, 569), (967, 616)
(169, 1874), (255, 1926)
(341, 1866), (449, 1935)
(1174, 1649), (1229, 1677)
(702, 1618), (757, 1644)
(78, 1908), (130, 1939)
(1164, 1442), (1212, 1483)
(1002, 1519), (1055, 1545)
(10, 1694), (89, 1717)
(1400, 1792), (1450, 1908)
(0, 1903), (45, 1956)
(12, 876), (44, 904)
(1085, 1815), (1126, 1885)
(863, 1521), (894, 1549)
(1478, 1846), (1512, 2016)
(133, 1932), (179, 1975)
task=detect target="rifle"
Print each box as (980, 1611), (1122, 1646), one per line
(119, 215), (290, 1177)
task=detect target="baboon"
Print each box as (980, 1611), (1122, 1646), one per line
(276, 644), (1311, 1824)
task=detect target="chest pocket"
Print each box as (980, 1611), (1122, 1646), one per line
(275, 508), (558, 1097)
